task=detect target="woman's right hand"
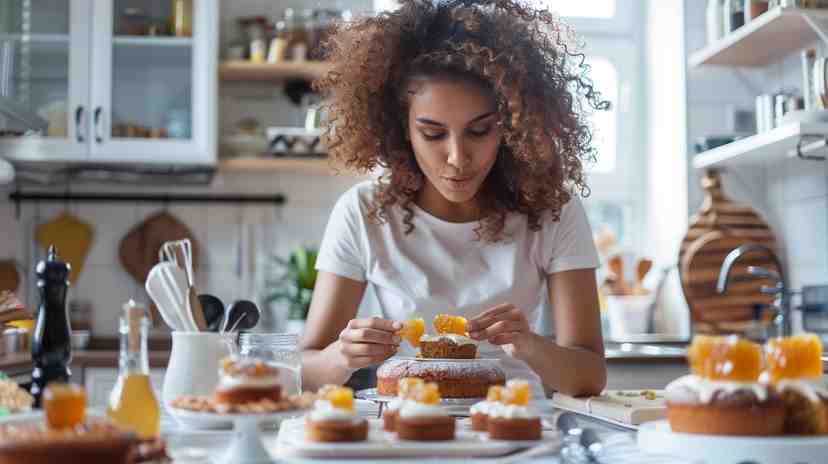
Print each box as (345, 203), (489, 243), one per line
(334, 317), (402, 370)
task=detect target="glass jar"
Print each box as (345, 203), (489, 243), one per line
(171, 0), (193, 37)
(239, 333), (301, 395)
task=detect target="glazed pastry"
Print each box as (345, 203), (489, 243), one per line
(470, 385), (505, 431)
(395, 383), (455, 441)
(486, 380), (541, 440)
(305, 386), (368, 443)
(383, 377), (424, 432)
(214, 357), (282, 405)
(377, 358), (505, 398)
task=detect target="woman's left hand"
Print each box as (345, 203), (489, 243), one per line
(467, 303), (537, 359)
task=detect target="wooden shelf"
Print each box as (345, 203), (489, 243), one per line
(689, 6), (828, 68)
(113, 36), (193, 47)
(692, 122), (828, 170)
(219, 157), (363, 176)
(219, 61), (330, 82)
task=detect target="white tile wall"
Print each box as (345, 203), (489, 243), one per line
(684, 1), (828, 294)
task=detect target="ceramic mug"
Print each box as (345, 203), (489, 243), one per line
(162, 331), (233, 407)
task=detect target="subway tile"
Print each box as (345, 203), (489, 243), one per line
(74, 202), (136, 266)
(782, 196), (828, 289)
(781, 158), (828, 201)
(73, 265), (137, 335)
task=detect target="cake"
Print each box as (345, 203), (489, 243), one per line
(214, 356), (282, 405)
(486, 380), (542, 440)
(383, 377), (424, 432)
(665, 335), (785, 436)
(377, 358), (505, 398)
(470, 385), (504, 431)
(305, 386), (368, 443)
(419, 314), (478, 359)
(395, 383), (455, 441)
(0, 382), (141, 464)
(761, 334), (828, 435)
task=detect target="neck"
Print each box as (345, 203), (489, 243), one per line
(415, 183), (481, 223)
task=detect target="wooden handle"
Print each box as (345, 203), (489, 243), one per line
(188, 286), (207, 331)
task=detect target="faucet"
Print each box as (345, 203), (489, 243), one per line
(716, 243), (791, 337)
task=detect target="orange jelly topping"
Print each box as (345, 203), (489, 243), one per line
(322, 386), (354, 411)
(687, 335), (762, 382)
(765, 334), (823, 382)
(414, 383), (441, 405)
(503, 379), (531, 406)
(398, 318), (425, 348)
(433, 314), (468, 336)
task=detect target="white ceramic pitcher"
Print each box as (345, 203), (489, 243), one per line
(162, 332), (232, 407)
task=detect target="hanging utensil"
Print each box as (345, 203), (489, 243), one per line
(222, 300), (260, 333)
(632, 258), (654, 295)
(198, 294), (225, 332)
(607, 255), (629, 295)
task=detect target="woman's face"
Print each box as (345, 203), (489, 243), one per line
(407, 78), (500, 213)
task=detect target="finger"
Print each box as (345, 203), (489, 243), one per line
(348, 317), (402, 332)
(342, 342), (398, 358)
(468, 306), (523, 331)
(489, 332), (522, 346)
(340, 328), (401, 345)
(470, 320), (527, 340)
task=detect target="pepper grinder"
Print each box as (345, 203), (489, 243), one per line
(30, 245), (73, 407)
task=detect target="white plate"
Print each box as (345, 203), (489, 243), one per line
(167, 407), (306, 430)
(276, 417), (559, 458)
(355, 388), (483, 407)
(638, 420), (828, 464)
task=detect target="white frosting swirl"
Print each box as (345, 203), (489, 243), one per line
(398, 401), (448, 419)
(665, 375), (768, 404)
(773, 378), (828, 404)
(308, 399), (358, 422)
(217, 372), (280, 390)
(488, 403), (536, 419)
(420, 334), (477, 346)
(470, 400), (498, 415)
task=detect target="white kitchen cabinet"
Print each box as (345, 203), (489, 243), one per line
(84, 367), (165, 409)
(1, 0), (217, 166)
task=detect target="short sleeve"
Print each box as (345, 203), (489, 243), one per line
(539, 196), (600, 274)
(315, 186), (367, 282)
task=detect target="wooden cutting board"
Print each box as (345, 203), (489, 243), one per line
(678, 171), (778, 335)
(34, 212), (94, 284)
(0, 261), (19, 293)
(119, 211), (200, 285)
(552, 390), (666, 426)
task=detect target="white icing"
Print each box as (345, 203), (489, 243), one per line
(665, 375), (768, 404)
(308, 399), (358, 422)
(420, 334), (477, 346)
(398, 401), (448, 419)
(216, 372), (280, 390)
(488, 403), (536, 419)
(773, 378), (828, 404)
(388, 398), (406, 411)
(470, 400), (497, 415)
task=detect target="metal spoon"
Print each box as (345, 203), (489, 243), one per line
(222, 300), (260, 333)
(198, 294), (224, 332)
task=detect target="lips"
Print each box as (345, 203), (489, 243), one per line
(442, 175), (474, 191)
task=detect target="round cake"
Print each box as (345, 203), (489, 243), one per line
(377, 358), (505, 398)
(0, 420), (138, 464)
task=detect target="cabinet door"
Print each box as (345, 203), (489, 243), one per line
(89, 0), (217, 165)
(0, 0), (92, 161)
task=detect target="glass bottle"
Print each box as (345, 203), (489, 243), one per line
(239, 333), (301, 395)
(171, 0), (193, 37)
(106, 300), (160, 438)
(284, 8), (308, 61)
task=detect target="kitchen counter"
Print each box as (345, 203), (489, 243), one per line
(0, 350), (171, 371)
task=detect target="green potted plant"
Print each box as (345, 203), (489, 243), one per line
(262, 246), (319, 333)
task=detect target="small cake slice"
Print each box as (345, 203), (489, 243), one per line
(470, 385), (505, 431)
(420, 314), (477, 359)
(383, 377), (424, 432)
(396, 383), (455, 441)
(305, 386), (368, 443)
(487, 380), (541, 440)
(214, 357), (282, 405)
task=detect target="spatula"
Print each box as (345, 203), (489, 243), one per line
(607, 255), (629, 295)
(633, 258), (654, 295)
(146, 262), (185, 331)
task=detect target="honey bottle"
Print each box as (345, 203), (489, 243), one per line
(106, 300), (160, 438)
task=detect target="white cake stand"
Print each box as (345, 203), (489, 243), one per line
(168, 408), (306, 464)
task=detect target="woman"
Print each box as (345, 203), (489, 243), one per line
(301, 0), (608, 398)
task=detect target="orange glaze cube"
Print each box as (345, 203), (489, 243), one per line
(433, 314), (468, 336)
(504, 379), (531, 406)
(398, 377), (425, 398)
(687, 335), (762, 382)
(398, 318), (426, 347)
(765, 334), (823, 382)
(414, 383), (441, 405)
(322, 386), (354, 411)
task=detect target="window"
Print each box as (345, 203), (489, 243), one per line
(541, 0), (616, 18)
(585, 57), (618, 173)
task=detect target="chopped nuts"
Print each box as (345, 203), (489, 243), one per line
(170, 392), (316, 414)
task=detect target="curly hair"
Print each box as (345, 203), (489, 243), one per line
(315, 0), (609, 242)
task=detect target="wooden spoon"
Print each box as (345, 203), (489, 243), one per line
(607, 255), (629, 295)
(633, 258), (654, 295)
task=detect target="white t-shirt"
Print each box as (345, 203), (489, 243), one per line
(316, 181), (600, 398)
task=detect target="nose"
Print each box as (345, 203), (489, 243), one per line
(446, 135), (470, 170)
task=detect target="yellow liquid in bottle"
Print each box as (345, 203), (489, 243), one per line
(106, 373), (160, 438)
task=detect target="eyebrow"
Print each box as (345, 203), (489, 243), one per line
(415, 111), (497, 127)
